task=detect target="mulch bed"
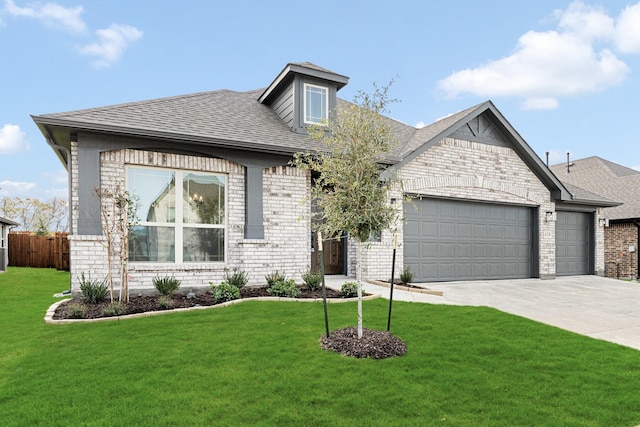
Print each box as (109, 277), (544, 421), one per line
(52, 285), (342, 320)
(53, 285), (407, 359)
(321, 327), (407, 359)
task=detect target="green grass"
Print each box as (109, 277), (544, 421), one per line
(2, 267), (640, 426)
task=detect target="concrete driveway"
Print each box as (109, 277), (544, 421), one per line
(327, 275), (640, 351)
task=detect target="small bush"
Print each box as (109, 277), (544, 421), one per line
(302, 269), (323, 291)
(340, 281), (364, 298)
(224, 268), (249, 289)
(153, 275), (181, 295)
(67, 301), (86, 319)
(212, 281), (240, 303)
(103, 301), (126, 317)
(158, 295), (174, 309)
(78, 272), (109, 303)
(265, 270), (286, 287)
(400, 266), (414, 285)
(267, 279), (301, 298)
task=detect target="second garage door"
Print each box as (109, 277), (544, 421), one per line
(404, 198), (534, 282)
(555, 211), (592, 275)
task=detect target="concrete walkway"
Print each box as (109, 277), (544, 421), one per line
(324, 275), (640, 351)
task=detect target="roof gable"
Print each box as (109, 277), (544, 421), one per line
(394, 101), (572, 201)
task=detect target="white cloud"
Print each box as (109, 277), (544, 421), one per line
(615, 3), (640, 53)
(545, 150), (574, 166)
(437, 1), (640, 109)
(3, 0), (86, 33)
(415, 121), (426, 129)
(41, 169), (67, 185)
(79, 24), (143, 68)
(0, 124), (29, 153)
(632, 164), (640, 171)
(0, 179), (36, 197)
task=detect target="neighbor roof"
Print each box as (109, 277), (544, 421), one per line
(0, 216), (18, 226)
(550, 156), (640, 220)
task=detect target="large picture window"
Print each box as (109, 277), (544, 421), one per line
(127, 166), (226, 263)
(304, 83), (328, 124)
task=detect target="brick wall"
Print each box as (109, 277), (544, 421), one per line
(604, 222), (639, 279)
(358, 137), (557, 280)
(69, 147), (310, 295)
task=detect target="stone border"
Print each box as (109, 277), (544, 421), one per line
(367, 279), (443, 296)
(44, 294), (381, 325)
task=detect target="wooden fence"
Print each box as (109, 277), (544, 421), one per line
(8, 232), (69, 271)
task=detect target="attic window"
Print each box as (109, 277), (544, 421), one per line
(304, 83), (327, 124)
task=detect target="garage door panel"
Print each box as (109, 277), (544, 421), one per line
(404, 199), (533, 282)
(556, 211), (591, 276)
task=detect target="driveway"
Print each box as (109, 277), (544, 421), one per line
(327, 275), (640, 351)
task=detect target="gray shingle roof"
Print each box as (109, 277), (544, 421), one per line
(550, 156), (640, 220)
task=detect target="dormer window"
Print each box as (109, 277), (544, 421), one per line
(304, 83), (328, 124)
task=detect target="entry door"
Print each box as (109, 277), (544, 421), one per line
(311, 234), (344, 274)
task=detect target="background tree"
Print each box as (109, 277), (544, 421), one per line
(294, 81), (401, 339)
(0, 196), (68, 233)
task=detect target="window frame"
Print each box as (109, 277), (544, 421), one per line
(303, 83), (328, 125)
(126, 165), (227, 264)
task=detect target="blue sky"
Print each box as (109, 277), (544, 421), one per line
(1, 0), (640, 200)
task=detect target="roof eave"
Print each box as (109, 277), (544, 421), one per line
(32, 115), (309, 157)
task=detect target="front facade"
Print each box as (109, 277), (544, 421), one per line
(33, 62), (613, 294)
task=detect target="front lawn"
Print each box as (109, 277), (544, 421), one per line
(2, 267), (640, 426)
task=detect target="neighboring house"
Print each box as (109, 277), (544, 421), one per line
(0, 217), (18, 272)
(32, 62), (616, 294)
(550, 157), (640, 279)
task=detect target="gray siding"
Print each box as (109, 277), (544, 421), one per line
(272, 84), (294, 129)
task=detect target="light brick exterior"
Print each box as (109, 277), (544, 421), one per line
(604, 222), (639, 279)
(69, 146), (311, 295)
(358, 137), (557, 280)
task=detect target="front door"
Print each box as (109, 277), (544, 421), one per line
(311, 234), (345, 274)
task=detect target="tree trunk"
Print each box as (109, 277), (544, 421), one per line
(356, 240), (363, 339)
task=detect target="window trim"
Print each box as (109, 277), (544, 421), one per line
(303, 83), (328, 125)
(126, 165), (227, 264)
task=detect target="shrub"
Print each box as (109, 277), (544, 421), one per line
(302, 269), (323, 291)
(103, 301), (126, 317)
(78, 272), (109, 303)
(212, 281), (240, 303)
(224, 268), (249, 289)
(158, 295), (174, 309)
(153, 275), (181, 295)
(265, 270), (286, 287)
(267, 279), (301, 298)
(340, 281), (364, 298)
(67, 301), (86, 319)
(400, 266), (414, 285)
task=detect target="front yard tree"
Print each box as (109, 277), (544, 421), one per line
(294, 81), (400, 339)
(95, 186), (139, 303)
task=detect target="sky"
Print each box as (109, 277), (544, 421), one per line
(1, 0), (640, 202)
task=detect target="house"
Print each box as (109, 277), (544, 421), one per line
(0, 216), (18, 272)
(32, 62), (616, 294)
(550, 157), (640, 279)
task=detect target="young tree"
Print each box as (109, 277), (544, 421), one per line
(294, 81), (401, 338)
(96, 186), (139, 303)
(0, 196), (68, 232)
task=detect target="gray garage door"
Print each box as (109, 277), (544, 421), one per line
(404, 198), (534, 282)
(555, 211), (591, 275)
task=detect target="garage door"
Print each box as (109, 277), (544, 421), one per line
(555, 211), (591, 275)
(404, 198), (534, 282)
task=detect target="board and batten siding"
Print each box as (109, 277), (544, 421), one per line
(271, 84), (294, 128)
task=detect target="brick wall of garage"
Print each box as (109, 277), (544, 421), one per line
(358, 137), (557, 281)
